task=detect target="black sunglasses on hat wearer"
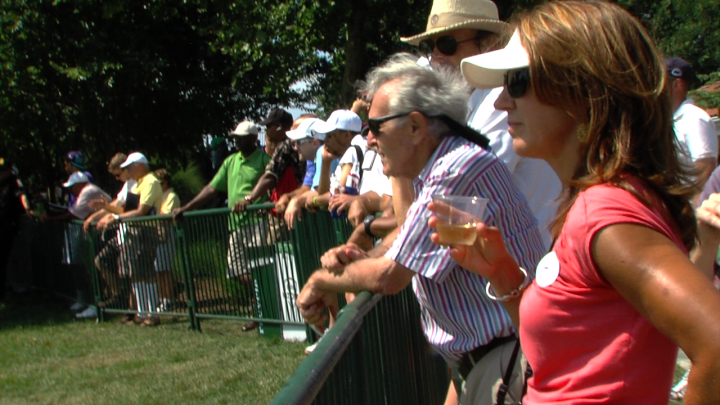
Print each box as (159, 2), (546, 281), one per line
(504, 68), (531, 98)
(419, 35), (478, 57)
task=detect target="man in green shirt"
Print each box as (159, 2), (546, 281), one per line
(173, 121), (270, 331)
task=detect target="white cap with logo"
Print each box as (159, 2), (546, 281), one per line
(312, 110), (362, 134)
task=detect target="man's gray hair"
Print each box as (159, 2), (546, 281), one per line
(360, 53), (470, 126)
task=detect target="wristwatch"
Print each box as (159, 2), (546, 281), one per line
(244, 195), (254, 204)
(112, 214), (121, 222)
(363, 214), (377, 238)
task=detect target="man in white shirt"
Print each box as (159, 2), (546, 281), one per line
(665, 57), (718, 193)
(401, 0), (561, 249)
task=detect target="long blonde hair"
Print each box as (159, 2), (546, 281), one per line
(518, 0), (696, 249)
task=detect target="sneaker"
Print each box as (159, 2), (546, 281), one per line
(75, 306), (98, 319)
(69, 302), (86, 312)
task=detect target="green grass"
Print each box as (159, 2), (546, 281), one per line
(0, 291), (306, 405)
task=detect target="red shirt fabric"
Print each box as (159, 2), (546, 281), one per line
(520, 178), (685, 404)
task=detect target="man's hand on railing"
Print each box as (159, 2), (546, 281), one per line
(171, 207), (186, 221)
(232, 199), (251, 213)
(274, 193), (291, 214)
(320, 242), (368, 274)
(346, 198), (369, 228)
(82, 216), (94, 233)
(96, 214), (115, 231)
(284, 198), (303, 230)
(328, 193), (357, 219)
(296, 279), (339, 334)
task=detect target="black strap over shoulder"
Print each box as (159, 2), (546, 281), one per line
(353, 145), (364, 184)
(431, 114), (490, 149)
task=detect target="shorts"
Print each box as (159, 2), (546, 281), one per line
(120, 226), (159, 278)
(226, 221), (269, 278)
(154, 227), (177, 272)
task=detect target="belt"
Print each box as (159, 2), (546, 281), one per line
(458, 335), (518, 380)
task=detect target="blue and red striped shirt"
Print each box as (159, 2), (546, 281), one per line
(386, 135), (546, 363)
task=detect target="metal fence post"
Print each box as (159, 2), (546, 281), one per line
(175, 220), (200, 331)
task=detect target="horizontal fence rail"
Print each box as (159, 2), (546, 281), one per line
(26, 204), (449, 403)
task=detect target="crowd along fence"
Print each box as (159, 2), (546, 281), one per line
(28, 204), (449, 404)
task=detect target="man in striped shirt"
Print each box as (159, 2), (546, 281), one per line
(297, 55), (545, 404)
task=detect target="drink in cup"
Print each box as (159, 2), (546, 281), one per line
(431, 195), (489, 245)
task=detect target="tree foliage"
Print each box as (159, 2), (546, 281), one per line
(1, 0), (718, 200)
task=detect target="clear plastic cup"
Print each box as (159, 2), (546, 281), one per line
(431, 195), (489, 245)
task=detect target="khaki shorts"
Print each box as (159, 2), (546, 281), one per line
(226, 222), (269, 278)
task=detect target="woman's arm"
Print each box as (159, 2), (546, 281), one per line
(593, 224), (720, 405)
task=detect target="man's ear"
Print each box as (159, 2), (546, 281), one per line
(407, 111), (427, 145)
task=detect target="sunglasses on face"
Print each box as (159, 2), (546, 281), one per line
(504, 68), (531, 98)
(293, 137), (313, 148)
(418, 35), (478, 57)
(367, 112), (411, 136)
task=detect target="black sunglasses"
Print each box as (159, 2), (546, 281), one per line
(504, 68), (531, 98)
(418, 35), (478, 57)
(367, 112), (411, 136)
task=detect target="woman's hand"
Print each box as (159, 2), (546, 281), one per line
(428, 200), (515, 281)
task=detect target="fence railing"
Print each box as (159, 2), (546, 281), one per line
(27, 204), (449, 403)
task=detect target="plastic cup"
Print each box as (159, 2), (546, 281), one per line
(431, 195), (489, 245)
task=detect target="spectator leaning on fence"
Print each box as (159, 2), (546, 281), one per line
(84, 153), (137, 323)
(172, 121), (270, 332)
(61, 171), (112, 319)
(97, 152), (164, 327)
(283, 116), (326, 229)
(153, 168), (181, 312)
(273, 113), (320, 216)
(235, 108), (306, 212)
(453, 1), (720, 402)
(297, 54), (545, 405)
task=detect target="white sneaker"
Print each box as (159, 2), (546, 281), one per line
(75, 306), (98, 319)
(69, 302), (86, 312)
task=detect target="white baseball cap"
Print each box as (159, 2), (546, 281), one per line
(286, 118), (326, 141)
(313, 110), (362, 134)
(461, 29), (529, 90)
(120, 152), (149, 168)
(229, 121), (259, 137)
(62, 171), (89, 188)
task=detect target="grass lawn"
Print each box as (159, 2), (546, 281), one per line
(0, 291), (307, 405)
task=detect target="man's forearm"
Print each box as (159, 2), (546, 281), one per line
(249, 173), (277, 200)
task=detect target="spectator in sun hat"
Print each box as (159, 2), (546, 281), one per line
(665, 56), (718, 195)
(401, 0), (561, 251)
(173, 121), (271, 332)
(236, 108), (306, 215)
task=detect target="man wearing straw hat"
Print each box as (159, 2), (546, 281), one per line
(401, 0), (561, 251)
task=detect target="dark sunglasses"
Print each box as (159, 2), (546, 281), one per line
(418, 35), (478, 57)
(504, 68), (531, 98)
(367, 112), (411, 136)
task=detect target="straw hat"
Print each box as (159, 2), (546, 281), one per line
(401, 0), (509, 45)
